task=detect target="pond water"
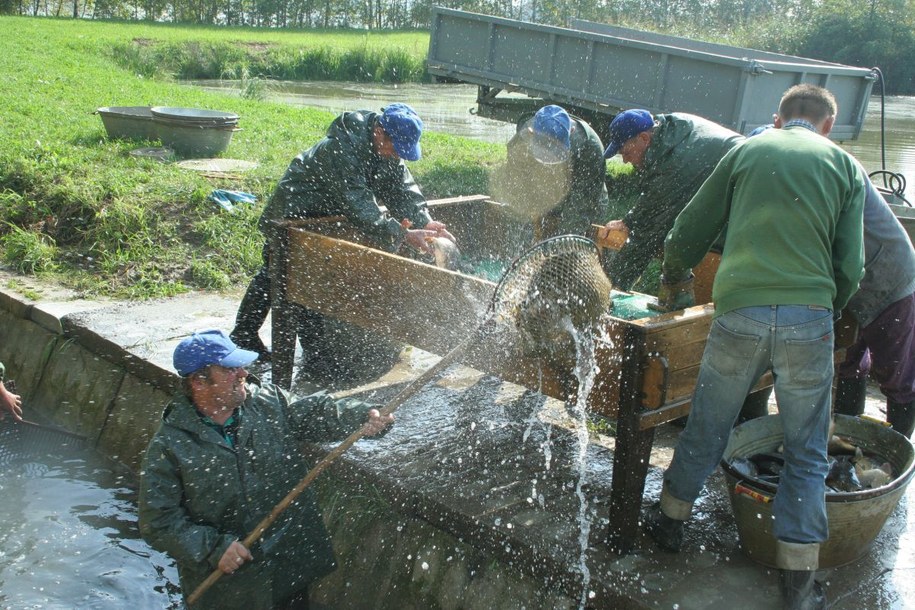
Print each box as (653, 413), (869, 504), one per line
(0, 438), (182, 608)
(190, 79), (915, 203)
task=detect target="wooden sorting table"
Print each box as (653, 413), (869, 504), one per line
(268, 195), (761, 553)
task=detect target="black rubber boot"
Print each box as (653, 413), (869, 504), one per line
(779, 569), (826, 610)
(230, 266), (272, 361)
(641, 502), (684, 552)
(738, 388), (772, 424)
(887, 400), (915, 438)
(833, 376), (867, 417)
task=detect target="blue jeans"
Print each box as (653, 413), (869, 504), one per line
(664, 305), (834, 544)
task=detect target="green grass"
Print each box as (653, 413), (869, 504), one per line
(4, 279), (43, 301)
(108, 32), (429, 83)
(0, 16), (503, 298)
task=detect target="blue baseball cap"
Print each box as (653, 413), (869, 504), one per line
(528, 105), (571, 164)
(379, 103), (423, 161)
(173, 329), (258, 376)
(603, 109), (655, 158)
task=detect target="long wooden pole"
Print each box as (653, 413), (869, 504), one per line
(186, 319), (494, 606)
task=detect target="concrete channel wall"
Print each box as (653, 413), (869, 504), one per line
(0, 284), (596, 610)
(0, 288), (174, 470)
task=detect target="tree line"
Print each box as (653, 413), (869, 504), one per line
(3, 0), (913, 93)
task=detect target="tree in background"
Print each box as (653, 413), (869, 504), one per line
(1, 0), (912, 92)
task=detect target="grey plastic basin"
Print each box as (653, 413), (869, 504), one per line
(150, 106), (238, 124)
(97, 106), (158, 141)
(155, 122), (238, 157)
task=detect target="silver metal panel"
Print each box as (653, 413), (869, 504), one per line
(572, 19), (851, 68)
(427, 7), (876, 138)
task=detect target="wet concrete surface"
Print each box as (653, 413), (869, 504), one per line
(1, 270), (914, 609)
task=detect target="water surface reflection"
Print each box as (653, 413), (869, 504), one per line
(0, 451), (182, 608)
(190, 80), (914, 202)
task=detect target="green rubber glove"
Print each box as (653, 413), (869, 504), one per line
(651, 272), (696, 312)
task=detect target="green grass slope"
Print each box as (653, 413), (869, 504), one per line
(0, 17), (502, 298)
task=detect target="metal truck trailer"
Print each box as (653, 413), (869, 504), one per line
(426, 7), (876, 140)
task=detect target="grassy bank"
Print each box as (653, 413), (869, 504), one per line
(0, 17), (503, 298)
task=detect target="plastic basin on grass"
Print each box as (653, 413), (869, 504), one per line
(154, 122), (238, 157)
(149, 106), (239, 157)
(150, 106), (238, 126)
(97, 106), (158, 141)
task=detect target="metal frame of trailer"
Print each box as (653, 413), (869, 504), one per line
(427, 7), (877, 140)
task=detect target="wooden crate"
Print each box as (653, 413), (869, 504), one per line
(268, 195), (733, 553)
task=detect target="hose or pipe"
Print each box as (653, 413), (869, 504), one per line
(873, 66), (887, 174)
(866, 67), (911, 206)
(869, 170), (911, 206)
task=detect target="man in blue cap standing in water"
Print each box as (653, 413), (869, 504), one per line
(139, 329), (393, 610)
(230, 103), (453, 381)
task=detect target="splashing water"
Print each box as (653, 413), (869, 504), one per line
(523, 366), (554, 471)
(566, 316), (600, 609)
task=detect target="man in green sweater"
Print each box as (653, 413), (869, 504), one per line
(643, 84), (866, 610)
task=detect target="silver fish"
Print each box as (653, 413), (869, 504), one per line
(427, 236), (462, 271)
(855, 459), (893, 489)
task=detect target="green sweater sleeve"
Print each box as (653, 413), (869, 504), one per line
(662, 154), (734, 279)
(831, 169), (867, 311)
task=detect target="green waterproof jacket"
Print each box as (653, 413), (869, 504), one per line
(258, 109), (432, 251)
(611, 113), (744, 290)
(139, 382), (379, 610)
(504, 114), (609, 238)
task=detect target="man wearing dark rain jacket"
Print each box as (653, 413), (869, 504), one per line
(598, 110), (744, 290)
(834, 180), (915, 436)
(139, 329), (393, 610)
(230, 103), (453, 360)
(500, 105), (609, 239)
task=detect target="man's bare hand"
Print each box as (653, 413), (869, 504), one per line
(0, 382), (23, 422)
(363, 408), (394, 436)
(424, 220), (457, 243)
(218, 540), (254, 575)
(597, 220), (629, 250)
(404, 229), (438, 254)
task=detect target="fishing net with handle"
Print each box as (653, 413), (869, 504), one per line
(188, 233), (613, 605)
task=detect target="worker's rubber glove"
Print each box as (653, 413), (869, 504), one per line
(651, 272), (696, 312)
